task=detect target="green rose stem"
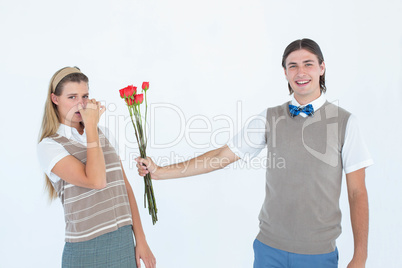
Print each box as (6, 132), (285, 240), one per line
(144, 90), (148, 144)
(126, 97), (158, 225)
(128, 107), (140, 150)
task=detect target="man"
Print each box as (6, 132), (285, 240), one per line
(136, 39), (373, 267)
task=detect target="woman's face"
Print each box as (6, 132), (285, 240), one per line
(51, 81), (89, 128)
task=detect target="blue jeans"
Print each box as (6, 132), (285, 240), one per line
(253, 239), (338, 268)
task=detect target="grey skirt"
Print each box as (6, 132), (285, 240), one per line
(62, 225), (137, 268)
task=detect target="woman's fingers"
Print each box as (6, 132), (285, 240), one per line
(99, 104), (106, 116)
(78, 99), (105, 125)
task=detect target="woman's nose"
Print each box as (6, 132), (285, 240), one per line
(76, 97), (88, 108)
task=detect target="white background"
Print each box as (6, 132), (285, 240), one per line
(1, 0), (401, 267)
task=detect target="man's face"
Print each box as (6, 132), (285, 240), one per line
(284, 49), (325, 103)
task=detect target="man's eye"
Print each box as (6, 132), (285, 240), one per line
(83, 95), (89, 99)
(68, 96), (76, 99)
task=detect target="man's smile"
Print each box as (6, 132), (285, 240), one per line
(295, 80), (311, 86)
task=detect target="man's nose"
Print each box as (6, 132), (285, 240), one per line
(297, 66), (307, 75)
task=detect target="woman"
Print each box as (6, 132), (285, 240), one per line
(37, 66), (156, 268)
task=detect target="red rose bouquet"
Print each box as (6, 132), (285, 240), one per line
(119, 82), (157, 224)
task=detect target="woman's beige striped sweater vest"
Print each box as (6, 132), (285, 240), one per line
(49, 130), (133, 242)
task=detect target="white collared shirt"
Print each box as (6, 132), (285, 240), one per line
(227, 94), (373, 174)
(290, 93), (326, 117)
(37, 124), (117, 183)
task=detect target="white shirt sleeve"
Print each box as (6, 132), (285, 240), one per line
(227, 109), (267, 161)
(37, 138), (70, 183)
(37, 125), (120, 184)
(342, 114), (374, 174)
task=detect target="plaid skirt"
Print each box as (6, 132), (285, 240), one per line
(62, 225), (137, 268)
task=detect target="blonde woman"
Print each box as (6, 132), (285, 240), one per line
(37, 67), (156, 268)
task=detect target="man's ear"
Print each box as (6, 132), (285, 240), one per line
(51, 93), (59, 105)
(320, 61), (326, 76)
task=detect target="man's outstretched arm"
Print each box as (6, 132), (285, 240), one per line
(136, 145), (240, 180)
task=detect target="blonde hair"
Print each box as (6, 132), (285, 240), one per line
(38, 66), (88, 201)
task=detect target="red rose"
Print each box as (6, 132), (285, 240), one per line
(134, 94), (144, 104)
(142, 82), (149, 91)
(125, 97), (135, 106)
(120, 85), (137, 98)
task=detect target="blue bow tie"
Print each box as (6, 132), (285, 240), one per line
(289, 104), (314, 117)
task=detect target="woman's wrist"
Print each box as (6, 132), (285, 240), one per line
(134, 234), (147, 245)
(85, 123), (99, 139)
(84, 121), (98, 131)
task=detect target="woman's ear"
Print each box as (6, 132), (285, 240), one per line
(51, 93), (59, 105)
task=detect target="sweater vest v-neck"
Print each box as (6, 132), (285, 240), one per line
(49, 129), (133, 243)
(257, 101), (351, 254)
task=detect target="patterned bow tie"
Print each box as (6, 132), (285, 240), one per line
(289, 104), (314, 117)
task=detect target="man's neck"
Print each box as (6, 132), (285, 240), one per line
(294, 92), (321, 106)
